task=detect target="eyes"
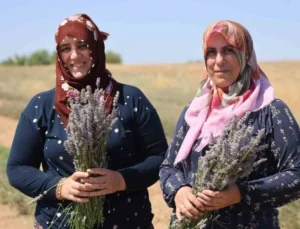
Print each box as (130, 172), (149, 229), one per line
(206, 46), (236, 58)
(59, 42), (89, 54)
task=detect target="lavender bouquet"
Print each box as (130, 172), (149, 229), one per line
(63, 78), (119, 229)
(170, 114), (267, 229)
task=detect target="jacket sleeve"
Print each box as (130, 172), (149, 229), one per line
(118, 91), (168, 191)
(6, 112), (61, 200)
(159, 106), (190, 208)
(238, 99), (300, 211)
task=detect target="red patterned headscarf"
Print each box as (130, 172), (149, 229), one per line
(54, 13), (118, 126)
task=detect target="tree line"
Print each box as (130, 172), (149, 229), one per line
(1, 50), (122, 65)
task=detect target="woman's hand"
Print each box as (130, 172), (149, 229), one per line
(80, 168), (126, 196)
(174, 186), (204, 221)
(197, 184), (241, 211)
(60, 171), (91, 203)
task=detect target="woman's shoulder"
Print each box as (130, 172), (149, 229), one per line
(117, 83), (146, 99)
(269, 98), (290, 110)
(117, 83), (153, 108)
(29, 88), (55, 103)
(23, 88), (55, 116)
(116, 83), (158, 119)
(259, 98), (294, 118)
(254, 98), (290, 115)
(268, 98), (298, 123)
(251, 98), (298, 131)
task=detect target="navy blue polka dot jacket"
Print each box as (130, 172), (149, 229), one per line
(7, 83), (168, 229)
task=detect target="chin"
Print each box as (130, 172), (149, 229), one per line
(214, 80), (233, 88)
(71, 72), (87, 79)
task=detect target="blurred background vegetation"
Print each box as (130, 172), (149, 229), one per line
(1, 49), (122, 66)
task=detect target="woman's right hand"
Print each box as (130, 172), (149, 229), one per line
(174, 186), (204, 221)
(60, 171), (92, 203)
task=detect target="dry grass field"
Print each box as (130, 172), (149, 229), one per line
(1, 62), (300, 137)
(0, 62), (300, 228)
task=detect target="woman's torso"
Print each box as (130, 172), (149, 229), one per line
(32, 83), (157, 229)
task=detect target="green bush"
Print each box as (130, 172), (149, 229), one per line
(27, 50), (54, 65)
(1, 55), (27, 66)
(106, 50), (122, 64)
(1, 49), (122, 65)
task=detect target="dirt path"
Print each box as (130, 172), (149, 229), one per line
(0, 115), (16, 148)
(0, 204), (33, 229)
(0, 115), (171, 229)
(0, 115), (35, 228)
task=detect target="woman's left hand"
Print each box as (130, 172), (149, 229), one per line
(81, 168), (126, 196)
(196, 184), (241, 211)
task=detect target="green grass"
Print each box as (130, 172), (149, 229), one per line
(0, 146), (34, 215)
(0, 145), (9, 172)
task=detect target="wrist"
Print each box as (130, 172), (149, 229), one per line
(233, 183), (241, 203)
(117, 172), (126, 191)
(175, 186), (191, 199)
(178, 185), (191, 193)
(56, 178), (66, 200)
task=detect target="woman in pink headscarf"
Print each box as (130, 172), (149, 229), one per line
(160, 20), (300, 228)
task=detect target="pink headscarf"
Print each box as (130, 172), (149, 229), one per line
(174, 20), (274, 165)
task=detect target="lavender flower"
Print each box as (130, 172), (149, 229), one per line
(28, 78), (119, 228)
(171, 113), (268, 229)
(63, 78), (119, 229)
(66, 89), (80, 99)
(28, 191), (47, 206)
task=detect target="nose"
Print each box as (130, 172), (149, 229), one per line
(70, 48), (80, 60)
(215, 52), (225, 65)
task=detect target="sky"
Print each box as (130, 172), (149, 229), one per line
(0, 0), (299, 64)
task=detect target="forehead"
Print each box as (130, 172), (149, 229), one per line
(59, 36), (85, 45)
(206, 33), (230, 48)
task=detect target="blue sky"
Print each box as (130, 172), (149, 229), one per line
(1, 0), (299, 64)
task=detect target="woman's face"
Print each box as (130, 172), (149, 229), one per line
(58, 36), (93, 79)
(205, 33), (241, 89)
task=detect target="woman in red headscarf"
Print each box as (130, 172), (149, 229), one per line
(7, 14), (168, 229)
(160, 20), (300, 228)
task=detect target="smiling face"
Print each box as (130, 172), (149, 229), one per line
(58, 36), (93, 79)
(205, 33), (241, 89)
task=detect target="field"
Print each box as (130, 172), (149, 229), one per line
(0, 62), (300, 228)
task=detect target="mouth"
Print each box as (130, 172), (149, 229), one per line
(215, 70), (230, 74)
(71, 62), (86, 69)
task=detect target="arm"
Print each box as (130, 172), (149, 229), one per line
(159, 106), (190, 208)
(118, 109), (168, 190)
(6, 112), (61, 200)
(238, 100), (300, 211)
(7, 102), (111, 203)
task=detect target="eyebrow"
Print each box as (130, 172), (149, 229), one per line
(59, 44), (69, 48)
(59, 40), (87, 48)
(206, 44), (235, 50)
(58, 44), (70, 51)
